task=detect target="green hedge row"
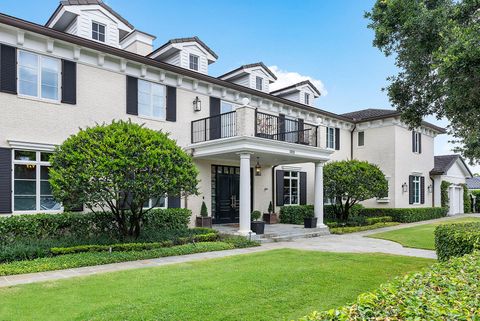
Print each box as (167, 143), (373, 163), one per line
(0, 209), (192, 244)
(299, 251), (480, 320)
(434, 222), (480, 261)
(329, 222), (399, 234)
(360, 207), (447, 223)
(279, 205), (314, 224)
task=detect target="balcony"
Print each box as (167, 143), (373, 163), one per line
(191, 108), (318, 147)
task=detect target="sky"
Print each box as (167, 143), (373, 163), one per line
(1, 0), (478, 173)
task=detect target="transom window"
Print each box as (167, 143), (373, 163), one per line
(304, 93), (310, 105)
(189, 54), (199, 71)
(412, 176), (421, 204)
(358, 131), (365, 146)
(255, 76), (263, 91)
(92, 21), (106, 42)
(413, 131), (421, 153)
(18, 50), (60, 101)
(138, 79), (166, 119)
(13, 150), (61, 212)
(326, 127), (335, 149)
(283, 171), (299, 205)
(143, 196), (167, 209)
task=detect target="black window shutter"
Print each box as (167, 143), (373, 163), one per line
(126, 76), (138, 115)
(408, 175), (414, 204)
(166, 86), (176, 122)
(276, 170), (284, 206)
(298, 118), (304, 144)
(61, 60), (76, 104)
(0, 148), (12, 214)
(209, 97), (221, 140)
(412, 131), (416, 152)
(299, 172), (307, 205)
(335, 128), (340, 150)
(0, 44), (17, 94)
(418, 133), (422, 154)
(420, 176), (425, 204)
(278, 114), (286, 141)
(168, 195), (181, 208)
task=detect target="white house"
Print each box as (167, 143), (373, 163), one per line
(0, 0), (460, 235)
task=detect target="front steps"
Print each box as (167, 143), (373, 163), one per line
(251, 226), (330, 243)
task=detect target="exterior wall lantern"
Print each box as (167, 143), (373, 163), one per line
(427, 184), (433, 193)
(255, 157), (262, 176)
(193, 96), (201, 112)
(402, 182), (408, 193)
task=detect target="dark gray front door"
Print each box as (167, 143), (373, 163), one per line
(214, 166), (240, 224)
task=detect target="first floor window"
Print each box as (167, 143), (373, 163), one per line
(18, 50), (60, 101)
(189, 54), (199, 71)
(412, 176), (421, 204)
(92, 21), (106, 42)
(256, 76), (263, 91)
(143, 196), (167, 209)
(358, 131), (365, 146)
(138, 79), (166, 119)
(283, 171), (299, 205)
(326, 127), (335, 149)
(13, 150), (61, 212)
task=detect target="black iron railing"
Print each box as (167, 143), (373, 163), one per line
(191, 111), (237, 143)
(255, 110), (318, 147)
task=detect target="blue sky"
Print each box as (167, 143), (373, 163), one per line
(1, 0), (477, 171)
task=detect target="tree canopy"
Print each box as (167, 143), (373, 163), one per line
(49, 120), (199, 237)
(365, 0), (480, 163)
(324, 160), (388, 221)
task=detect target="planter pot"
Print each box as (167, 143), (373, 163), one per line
(304, 217), (318, 228)
(251, 221), (265, 234)
(263, 213), (278, 224)
(196, 216), (212, 228)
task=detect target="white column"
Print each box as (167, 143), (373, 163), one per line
(238, 153), (253, 235)
(314, 162), (327, 228)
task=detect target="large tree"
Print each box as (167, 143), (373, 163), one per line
(324, 160), (388, 221)
(365, 0), (480, 162)
(49, 120), (199, 238)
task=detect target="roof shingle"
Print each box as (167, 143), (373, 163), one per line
(466, 177), (480, 189)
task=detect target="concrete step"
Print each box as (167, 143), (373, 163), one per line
(254, 227), (330, 243)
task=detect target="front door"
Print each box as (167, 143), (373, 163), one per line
(214, 166), (240, 223)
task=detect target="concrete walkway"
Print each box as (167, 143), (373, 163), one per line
(1, 214), (477, 288)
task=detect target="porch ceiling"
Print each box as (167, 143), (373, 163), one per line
(187, 136), (333, 165)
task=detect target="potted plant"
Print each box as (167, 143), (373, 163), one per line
(303, 209), (317, 228)
(196, 201), (212, 228)
(263, 201), (278, 224)
(250, 210), (265, 234)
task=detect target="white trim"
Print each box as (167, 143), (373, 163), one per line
(7, 140), (56, 152)
(283, 170), (300, 206)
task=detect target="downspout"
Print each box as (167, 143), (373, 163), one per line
(430, 176), (435, 207)
(350, 123), (356, 160)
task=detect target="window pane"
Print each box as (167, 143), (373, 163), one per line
(15, 150), (36, 161)
(42, 56), (59, 73)
(138, 103), (150, 117)
(41, 84), (58, 100)
(40, 196), (61, 211)
(14, 180), (36, 195)
(40, 153), (52, 162)
(99, 34), (105, 42)
(19, 66), (38, 83)
(98, 24), (105, 34)
(221, 101), (233, 114)
(19, 51), (38, 68)
(92, 23), (99, 32)
(138, 79), (150, 93)
(14, 196), (36, 211)
(40, 180), (52, 195)
(14, 164), (36, 179)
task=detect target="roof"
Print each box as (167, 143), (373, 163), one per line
(218, 62), (277, 80)
(466, 177), (480, 190)
(0, 13), (350, 122)
(149, 36), (218, 60)
(341, 108), (446, 134)
(46, 0), (134, 29)
(270, 80), (321, 96)
(430, 155), (473, 177)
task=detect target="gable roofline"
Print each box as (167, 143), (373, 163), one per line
(0, 12), (352, 123)
(46, 0), (134, 29)
(218, 62), (277, 81)
(430, 154), (473, 177)
(270, 80), (321, 96)
(149, 36), (218, 60)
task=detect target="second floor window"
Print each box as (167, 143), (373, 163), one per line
(18, 50), (60, 101)
(283, 171), (299, 205)
(138, 79), (166, 120)
(256, 76), (263, 91)
(189, 54), (199, 71)
(305, 93), (310, 105)
(358, 131), (365, 146)
(412, 131), (421, 153)
(92, 22), (105, 42)
(326, 127), (335, 149)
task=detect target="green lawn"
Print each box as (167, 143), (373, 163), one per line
(368, 217), (480, 250)
(0, 249), (433, 321)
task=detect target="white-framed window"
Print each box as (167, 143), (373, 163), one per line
(138, 79), (166, 120)
(92, 21), (106, 42)
(18, 50), (60, 101)
(255, 76), (263, 91)
(304, 93), (310, 105)
(143, 196), (167, 209)
(13, 150), (61, 212)
(220, 100), (235, 114)
(283, 171), (299, 205)
(413, 131), (421, 153)
(189, 54), (199, 71)
(358, 131), (365, 146)
(412, 176), (421, 204)
(326, 127), (335, 149)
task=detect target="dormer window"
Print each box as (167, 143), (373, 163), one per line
(256, 76), (263, 91)
(304, 93), (310, 105)
(189, 54), (199, 71)
(92, 21), (106, 42)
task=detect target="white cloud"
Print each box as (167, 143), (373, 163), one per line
(268, 65), (328, 96)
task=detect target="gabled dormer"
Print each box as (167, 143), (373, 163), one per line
(218, 62), (277, 93)
(148, 37), (218, 75)
(270, 80), (321, 106)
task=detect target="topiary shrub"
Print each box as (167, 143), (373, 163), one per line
(251, 210), (262, 221)
(200, 201), (208, 217)
(279, 205), (314, 224)
(434, 222), (480, 261)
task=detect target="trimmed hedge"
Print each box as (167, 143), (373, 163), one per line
(360, 207), (447, 223)
(0, 208), (191, 244)
(434, 222), (480, 261)
(365, 216), (393, 225)
(329, 222), (399, 234)
(299, 251), (480, 320)
(279, 205), (314, 224)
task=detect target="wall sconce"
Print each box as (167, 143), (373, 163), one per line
(255, 157), (262, 176)
(427, 185), (433, 193)
(193, 96), (201, 112)
(402, 182), (408, 193)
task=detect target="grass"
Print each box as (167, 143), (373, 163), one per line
(368, 217), (480, 250)
(330, 222), (400, 234)
(0, 249), (434, 321)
